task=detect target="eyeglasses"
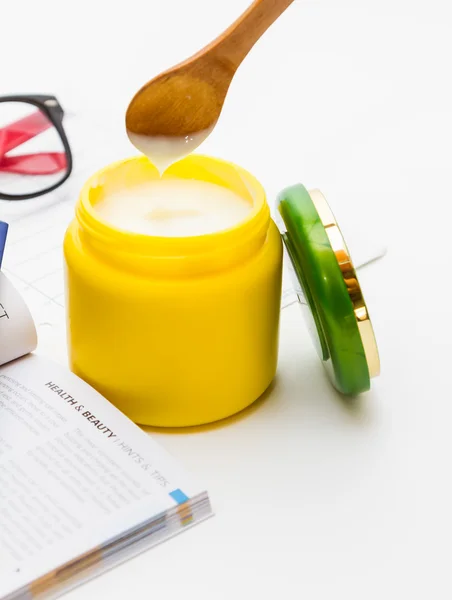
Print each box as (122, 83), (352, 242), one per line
(0, 95), (73, 201)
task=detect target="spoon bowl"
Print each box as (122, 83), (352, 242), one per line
(126, 0), (295, 169)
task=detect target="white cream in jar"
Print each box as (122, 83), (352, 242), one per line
(95, 178), (252, 237)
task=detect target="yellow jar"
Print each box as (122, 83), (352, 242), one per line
(64, 155), (282, 427)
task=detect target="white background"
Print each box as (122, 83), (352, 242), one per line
(2, 0), (452, 598)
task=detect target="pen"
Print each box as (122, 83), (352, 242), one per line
(0, 221), (8, 269)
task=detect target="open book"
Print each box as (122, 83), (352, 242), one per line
(0, 271), (212, 600)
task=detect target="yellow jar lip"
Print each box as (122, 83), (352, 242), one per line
(76, 155), (271, 276)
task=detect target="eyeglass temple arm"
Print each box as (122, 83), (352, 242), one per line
(0, 111), (52, 159)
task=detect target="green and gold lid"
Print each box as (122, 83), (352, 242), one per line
(277, 184), (380, 395)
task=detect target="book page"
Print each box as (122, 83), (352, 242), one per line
(0, 354), (207, 599)
(0, 271), (37, 366)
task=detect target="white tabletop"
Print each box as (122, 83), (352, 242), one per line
(3, 0), (452, 598)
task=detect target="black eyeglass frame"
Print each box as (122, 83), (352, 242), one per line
(0, 94), (73, 201)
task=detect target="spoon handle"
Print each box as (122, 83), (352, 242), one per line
(208, 0), (296, 72)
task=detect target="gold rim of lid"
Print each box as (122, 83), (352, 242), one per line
(308, 189), (380, 379)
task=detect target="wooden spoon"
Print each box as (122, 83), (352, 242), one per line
(126, 0), (295, 167)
